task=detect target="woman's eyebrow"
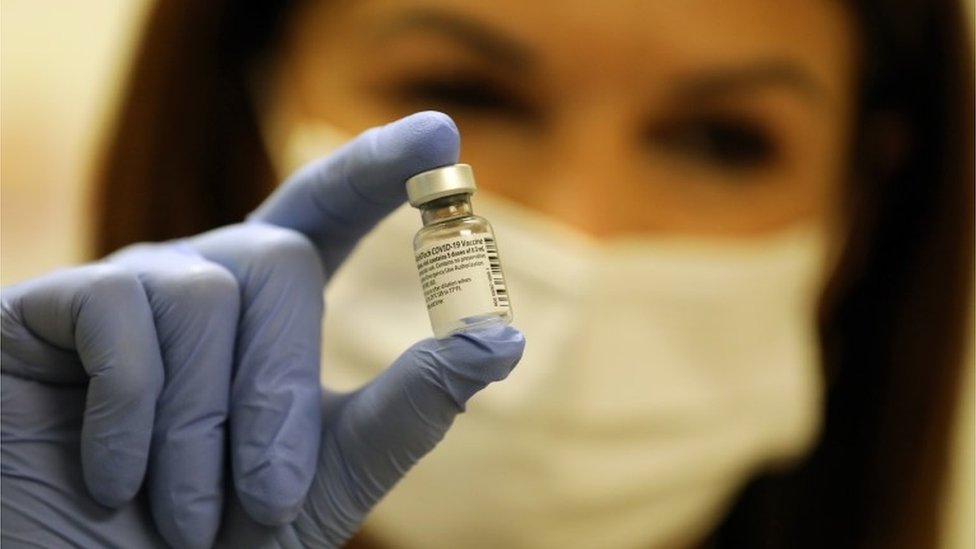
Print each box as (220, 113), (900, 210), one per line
(673, 61), (829, 106)
(371, 9), (536, 72)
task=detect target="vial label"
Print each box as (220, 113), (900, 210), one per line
(415, 234), (509, 333)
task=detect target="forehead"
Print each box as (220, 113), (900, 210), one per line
(296, 0), (858, 102)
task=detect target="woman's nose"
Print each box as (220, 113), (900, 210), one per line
(529, 111), (654, 237)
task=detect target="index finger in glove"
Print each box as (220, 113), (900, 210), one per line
(1, 265), (163, 507)
(248, 110), (459, 275)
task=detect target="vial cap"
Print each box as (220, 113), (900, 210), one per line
(405, 164), (477, 207)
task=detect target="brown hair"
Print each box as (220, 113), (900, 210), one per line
(93, 1), (290, 253)
(712, 1), (974, 547)
(94, 1), (974, 547)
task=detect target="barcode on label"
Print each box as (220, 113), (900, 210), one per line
(483, 236), (509, 307)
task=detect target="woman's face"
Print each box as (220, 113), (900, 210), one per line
(271, 0), (858, 238)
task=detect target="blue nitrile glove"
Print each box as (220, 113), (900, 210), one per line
(1, 111), (525, 549)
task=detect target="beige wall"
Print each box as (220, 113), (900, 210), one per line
(1, 0), (149, 285)
(0, 2), (971, 547)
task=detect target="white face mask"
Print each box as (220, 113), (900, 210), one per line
(280, 120), (828, 549)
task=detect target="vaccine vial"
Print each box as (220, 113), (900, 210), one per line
(406, 164), (512, 338)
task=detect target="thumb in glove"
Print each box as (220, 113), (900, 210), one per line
(217, 324), (524, 549)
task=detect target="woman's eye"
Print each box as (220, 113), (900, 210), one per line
(390, 75), (534, 119)
(650, 116), (777, 171)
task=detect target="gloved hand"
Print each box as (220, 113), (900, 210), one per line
(1, 111), (525, 549)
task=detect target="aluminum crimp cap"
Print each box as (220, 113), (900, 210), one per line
(405, 163), (477, 207)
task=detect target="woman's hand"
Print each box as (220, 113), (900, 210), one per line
(1, 112), (524, 548)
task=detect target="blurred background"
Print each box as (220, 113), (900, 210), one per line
(0, 1), (971, 547)
(1, 0), (148, 284)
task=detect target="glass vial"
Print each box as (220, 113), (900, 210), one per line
(406, 164), (513, 338)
